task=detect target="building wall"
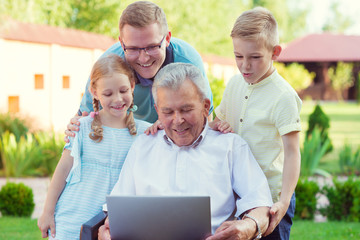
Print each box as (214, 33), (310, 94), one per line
(0, 39), (104, 132)
(0, 39), (238, 133)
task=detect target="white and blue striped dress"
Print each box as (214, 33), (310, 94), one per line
(52, 116), (150, 240)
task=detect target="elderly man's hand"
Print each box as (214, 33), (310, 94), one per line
(98, 217), (111, 240)
(64, 112), (88, 143)
(144, 120), (164, 135)
(205, 219), (257, 240)
(263, 200), (288, 236)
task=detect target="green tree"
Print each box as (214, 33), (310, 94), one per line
(322, 2), (353, 33)
(328, 62), (354, 101)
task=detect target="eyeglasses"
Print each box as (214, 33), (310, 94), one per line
(122, 36), (166, 57)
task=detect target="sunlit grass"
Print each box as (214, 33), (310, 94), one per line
(300, 101), (360, 174)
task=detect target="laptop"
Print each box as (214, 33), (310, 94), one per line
(106, 195), (211, 240)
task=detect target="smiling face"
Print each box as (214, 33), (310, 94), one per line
(155, 79), (210, 147)
(120, 23), (171, 79)
(92, 72), (134, 123)
(232, 37), (280, 84)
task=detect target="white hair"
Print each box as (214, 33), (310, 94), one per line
(152, 63), (208, 105)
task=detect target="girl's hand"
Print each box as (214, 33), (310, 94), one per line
(144, 120), (164, 135)
(37, 213), (56, 238)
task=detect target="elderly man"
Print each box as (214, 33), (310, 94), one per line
(65, 1), (213, 140)
(98, 63), (273, 240)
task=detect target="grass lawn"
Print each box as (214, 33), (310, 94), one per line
(300, 101), (360, 174)
(1, 217), (360, 239)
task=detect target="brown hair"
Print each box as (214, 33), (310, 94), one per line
(231, 7), (279, 50)
(89, 54), (137, 142)
(119, 1), (168, 36)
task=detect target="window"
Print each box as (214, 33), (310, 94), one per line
(8, 96), (19, 113)
(34, 74), (44, 89)
(63, 75), (70, 89)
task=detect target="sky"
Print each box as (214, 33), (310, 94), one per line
(302, 0), (360, 35)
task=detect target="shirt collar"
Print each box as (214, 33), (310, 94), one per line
(163, 119), (208, 148)
(135, 45), (174, 87)
(247, 69), (278, 88)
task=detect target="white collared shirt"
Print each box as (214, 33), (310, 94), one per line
(110, 124), (273, 233)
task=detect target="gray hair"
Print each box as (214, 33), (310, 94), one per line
(152, 63), (208, 105)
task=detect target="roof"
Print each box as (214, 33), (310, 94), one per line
(277, 33), (360, 62)
(0, 19), (117, 50)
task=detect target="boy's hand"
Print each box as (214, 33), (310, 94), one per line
(37, 213), (56, 238)
(263, 201), (288, 236)
(64, 111), (88, 143)
(210, 120), (234, 133)
(144, 120), (164, 135)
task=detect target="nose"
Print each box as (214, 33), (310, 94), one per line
(138, 49), (150, 62)
(244, 59), (251, 69)
(173, 112), (184, 125)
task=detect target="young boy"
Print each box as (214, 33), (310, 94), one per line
(210, 7), (302, 240)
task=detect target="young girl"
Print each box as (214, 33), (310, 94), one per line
(38, 54), (151, 240)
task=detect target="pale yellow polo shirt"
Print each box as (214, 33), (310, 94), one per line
(215, 70), (302, 202)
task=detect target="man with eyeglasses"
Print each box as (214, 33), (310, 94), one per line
(64, 1), (213, 139)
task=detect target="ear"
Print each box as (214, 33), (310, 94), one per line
(165, 31), (172, 47)
(272, 45), (282, 60)
(203, 98), (211, 117)
(90, 87), (99, 100)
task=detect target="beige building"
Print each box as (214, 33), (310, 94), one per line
(0, 20), (237, 132)
(0, 20), (116, 131)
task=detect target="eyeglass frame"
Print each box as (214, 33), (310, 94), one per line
(122, 35), (166, 57)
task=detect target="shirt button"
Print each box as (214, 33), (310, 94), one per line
(240, 118), (243, 122)
(245, 96), (248, 99)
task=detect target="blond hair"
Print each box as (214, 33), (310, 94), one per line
(231, 7), (279, 50)
(89, 54), (137, 142)
(119, 1), (168, 36)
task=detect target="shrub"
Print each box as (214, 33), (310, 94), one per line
(300, 127), (331, 177)
(0, 131), (63, 177)
(294, 178), (320, 220)
(339, 143), (360, 176)
(0, 113), (29, 141)
(306, 104), (333, 154)
(274, 62), (315, 92)
(0, 182), (35, 217)
(0, 132), (43, 177)
(321, 177), (360, 222)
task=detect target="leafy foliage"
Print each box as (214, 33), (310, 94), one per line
(208, 74), (226, 119)
(0, 182), (35, 217)
(306, 104), (333, 154)
(301, 127), (330, 177)
(0, 113), (29, 142)
(0, 131), (63, 177)
(294, 178), (320, 220)
(328, 62), (354, 101)
(338, 143), (360, 176)
(321, 177), (360, 222)
(274, 62), (315, 92)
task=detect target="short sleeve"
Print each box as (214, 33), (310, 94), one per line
(273, 91), (302, 136)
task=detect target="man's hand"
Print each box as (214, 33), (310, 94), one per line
(98, 217), (111, 240)
(64, 111), (88, 143)
(206, 219), (256, 240)
(263, 201), (288, 236)
(144, 120), (164, 135)
(37, 213), (56, 238)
